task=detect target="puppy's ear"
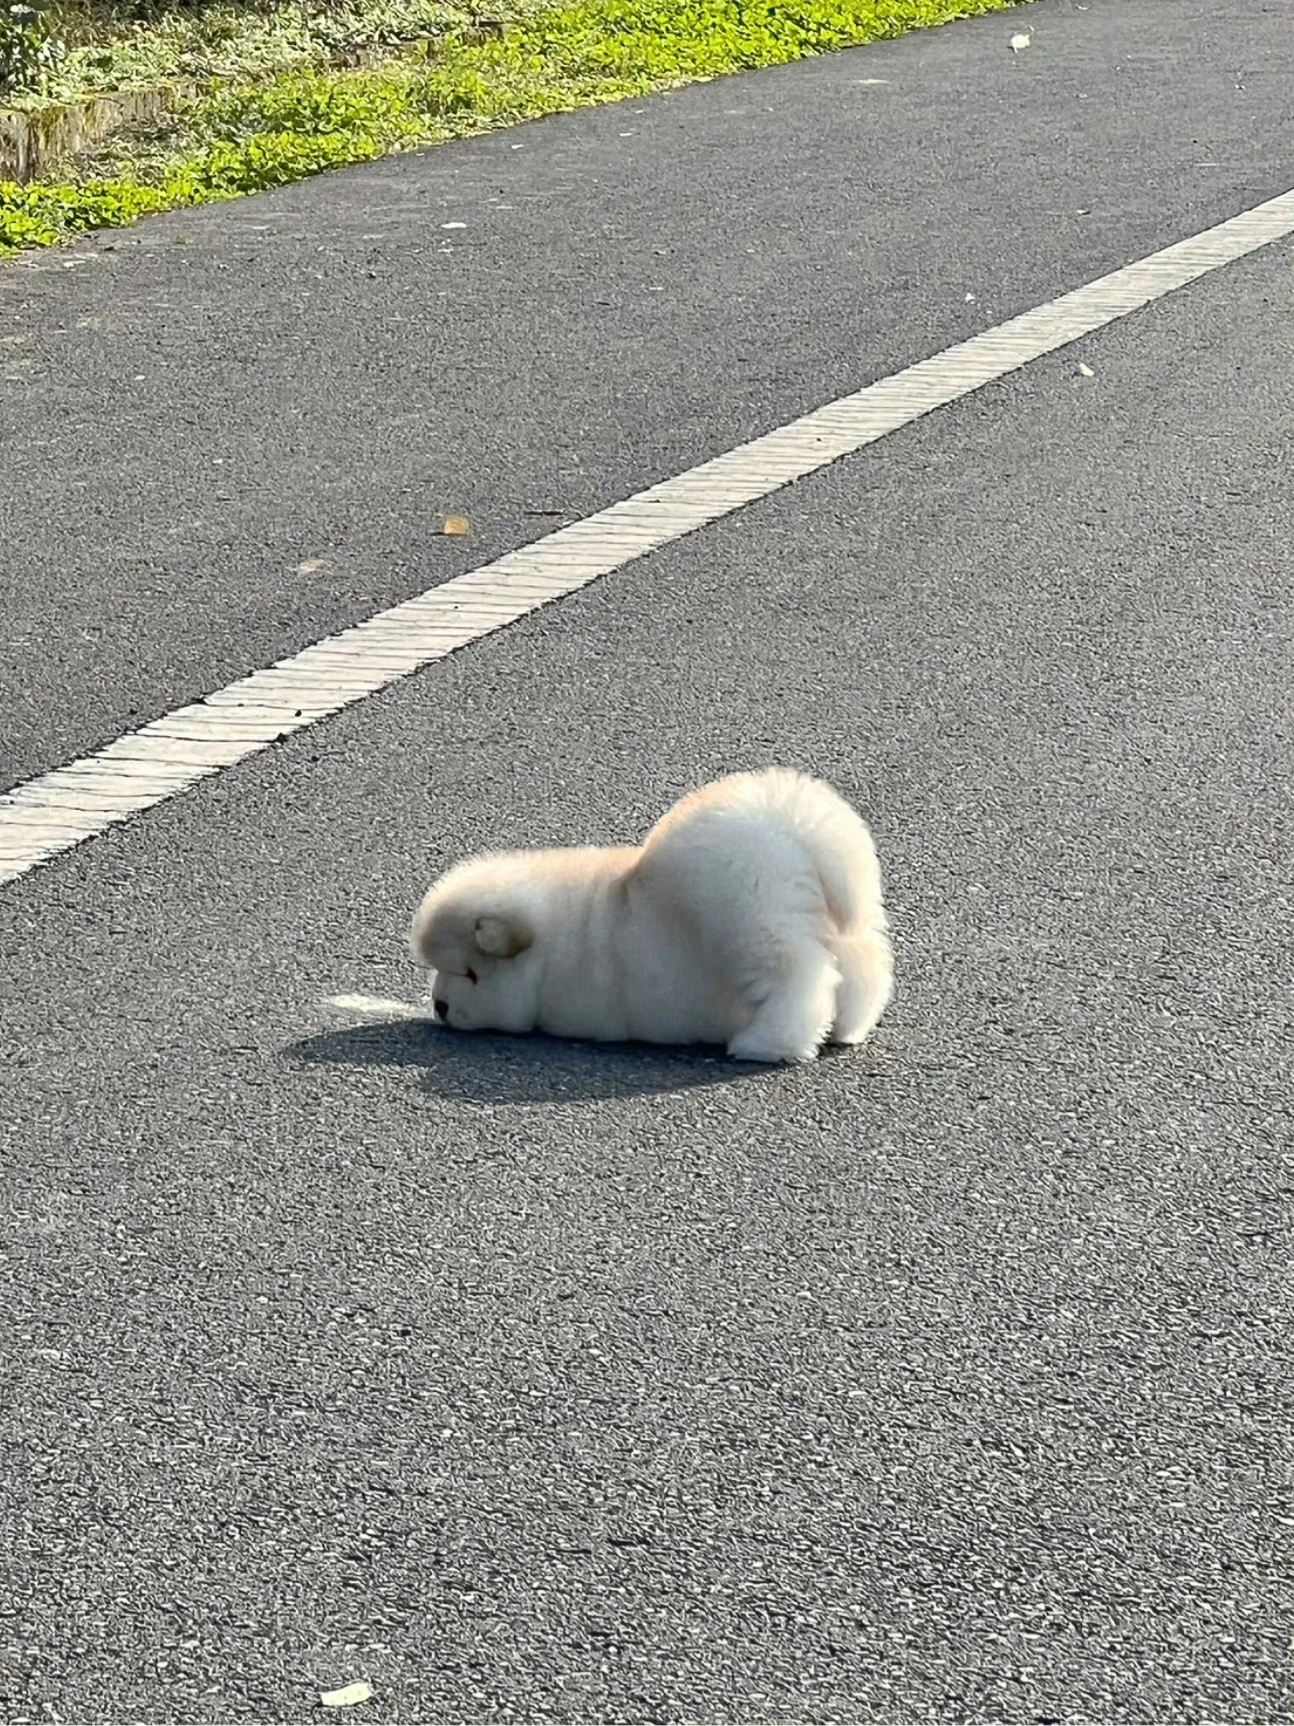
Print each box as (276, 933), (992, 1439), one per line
(474, 914), (532, 958)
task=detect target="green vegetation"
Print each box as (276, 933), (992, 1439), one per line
(3, 0), (530, 105)
(1, 0), (66, 94)
(1, 0), (1026, 256)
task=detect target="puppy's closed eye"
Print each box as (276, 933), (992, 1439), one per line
(466, 967), (478, 984)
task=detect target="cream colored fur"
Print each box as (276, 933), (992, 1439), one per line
(410, 768), (892, 1064)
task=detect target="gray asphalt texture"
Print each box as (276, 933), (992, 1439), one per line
(0, 0), (1290, 791)
(2, 0), (1293, 1721)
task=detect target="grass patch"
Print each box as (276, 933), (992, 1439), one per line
(7, 0), (546, 106)
(1, 0), (1027, 255)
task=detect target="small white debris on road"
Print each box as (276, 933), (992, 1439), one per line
(320, 1680), (373, 1708)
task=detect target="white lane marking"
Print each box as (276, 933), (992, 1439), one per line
(2, 189), (1292, 887)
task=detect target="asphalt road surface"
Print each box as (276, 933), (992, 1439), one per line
(2, 0), (1291, 1721)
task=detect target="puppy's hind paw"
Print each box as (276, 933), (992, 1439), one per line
(725, 1029), (821, 1066)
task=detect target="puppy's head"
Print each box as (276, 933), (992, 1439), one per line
(410, 858), (539, 1034)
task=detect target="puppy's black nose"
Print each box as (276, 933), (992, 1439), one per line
(433, 998), (449, 1022)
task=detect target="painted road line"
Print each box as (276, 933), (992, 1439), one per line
(2, 189), (1292, 886)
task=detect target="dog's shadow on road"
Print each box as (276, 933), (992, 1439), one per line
(288, 1017), (787, 1106)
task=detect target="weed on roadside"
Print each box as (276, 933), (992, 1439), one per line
(1, 0), (1028, 255)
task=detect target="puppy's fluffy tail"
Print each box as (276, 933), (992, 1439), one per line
(742, 767), (887, 934)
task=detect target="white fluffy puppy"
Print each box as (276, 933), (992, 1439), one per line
(410, 768), (892, 1064)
